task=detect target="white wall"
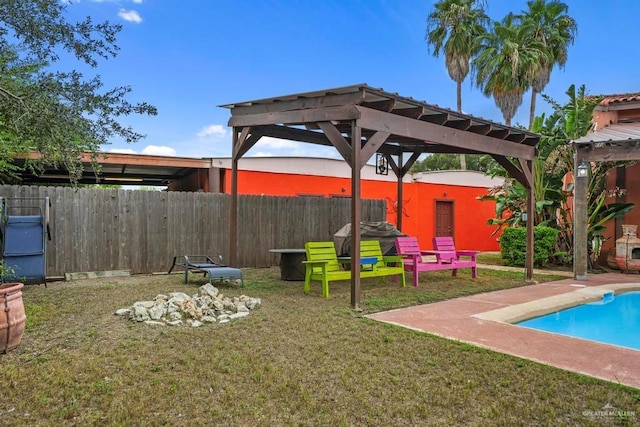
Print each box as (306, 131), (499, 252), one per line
(209, 156), (504, 188)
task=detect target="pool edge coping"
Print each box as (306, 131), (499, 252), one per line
(473, 283), (640, 324)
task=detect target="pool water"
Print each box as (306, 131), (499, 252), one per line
(516, 291), (640, 350)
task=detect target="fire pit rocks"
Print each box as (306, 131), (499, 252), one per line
(115, 283), (261, 327)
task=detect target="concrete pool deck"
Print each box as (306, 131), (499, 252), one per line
(367, 272), (640, 389)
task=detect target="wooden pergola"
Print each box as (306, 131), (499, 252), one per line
(573, 129), (640, 280)
(220, 84), (540, 308)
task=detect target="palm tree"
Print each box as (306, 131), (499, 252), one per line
(426, 0), (488, 169)
(473, 13), (548, 126)
(519, 0), (577, 129)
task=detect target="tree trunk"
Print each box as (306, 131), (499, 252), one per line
(528, 89), (537, 130)
(457, 82), (466, 170)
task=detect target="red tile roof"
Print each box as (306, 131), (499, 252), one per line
(595, 93), (640, 107)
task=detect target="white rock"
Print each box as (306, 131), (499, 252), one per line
(143, 320), (165, 326)
(133, 300), (154, 309)
(168, 292), (190, 303)
(199, 283), (219, 298)
(245, 298), (261, 310)
(130, 305), (150, 321)
(149, 304), (166, 320)
(168, 311), (182, 321)
(166, 320), (183, 326)
(229, 312), (249, 319)
(121, 290), (260, 327)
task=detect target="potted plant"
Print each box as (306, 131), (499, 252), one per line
(0, 261), (26, 353)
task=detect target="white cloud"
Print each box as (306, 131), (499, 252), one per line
(118, 9), (142, 23)
(254, 137), (300, 150)
(251, 152), (275, 157)
(197, 124), (227, 139)
(141, 145), (177, 156)
(132, 0), (143, 3)
(108, 148), (137, 154)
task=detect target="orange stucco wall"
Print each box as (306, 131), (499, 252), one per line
(223, 169), (500, 251)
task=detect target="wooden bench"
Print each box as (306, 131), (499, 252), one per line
(303, 240), (406, 298)
(395, 237), (477, 287)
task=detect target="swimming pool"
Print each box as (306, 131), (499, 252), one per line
(516, 291), (640, 350)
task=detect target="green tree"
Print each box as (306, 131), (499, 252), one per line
(519, 0), (577, 129)
(473, 13), (547, 126)
(426, 0), (488, 169)
(0, 0), (157, 183)
(410, 153), (494, 172)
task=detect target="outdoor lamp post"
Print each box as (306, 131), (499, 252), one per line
(574, 159), (588, 280)
(576, 161), (589, 178)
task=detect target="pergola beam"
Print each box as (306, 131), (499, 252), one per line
(318, 122), (353, 166)
(228, 91), (366, 116)
(360, 131), (390, 168)
(356, 106), (536, 160)
(258, 124), (334, 146)
(229, 105), (360, 127)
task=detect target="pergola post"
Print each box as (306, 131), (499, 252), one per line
(573, 153), (588, 280)
(350, 122), (362, 309)
(396, 152), (403, 230)
(230, 128), (239, 267)
(525, 160), (534, 282)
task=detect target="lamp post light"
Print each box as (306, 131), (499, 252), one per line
(574, 159), (589, 280)
(375, 153), (388, 175)
(576, 161), (589, 178)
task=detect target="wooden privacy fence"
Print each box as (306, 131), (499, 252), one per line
(0, 186), (385, 276)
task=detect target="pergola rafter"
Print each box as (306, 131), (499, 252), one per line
(221, 84), (540, 308)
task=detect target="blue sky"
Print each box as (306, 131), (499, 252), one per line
(62, 0), (640, 160)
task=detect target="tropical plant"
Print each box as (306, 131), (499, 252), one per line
(426, 0), (489, 169)
(482, 84), (634, 267)
(518, 0), (577, 129)
(0, 0), (157, 183)
(473, 13), (549, 126)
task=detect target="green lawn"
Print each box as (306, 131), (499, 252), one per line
(476, 251), (504, 266)
(2, 267), (638, 425)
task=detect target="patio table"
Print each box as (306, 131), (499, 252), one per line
(269, 249), (306, 281)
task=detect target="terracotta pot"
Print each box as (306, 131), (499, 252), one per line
(0, 282), (26, 353)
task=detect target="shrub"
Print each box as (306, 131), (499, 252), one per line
(500, 226), (559, 267)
